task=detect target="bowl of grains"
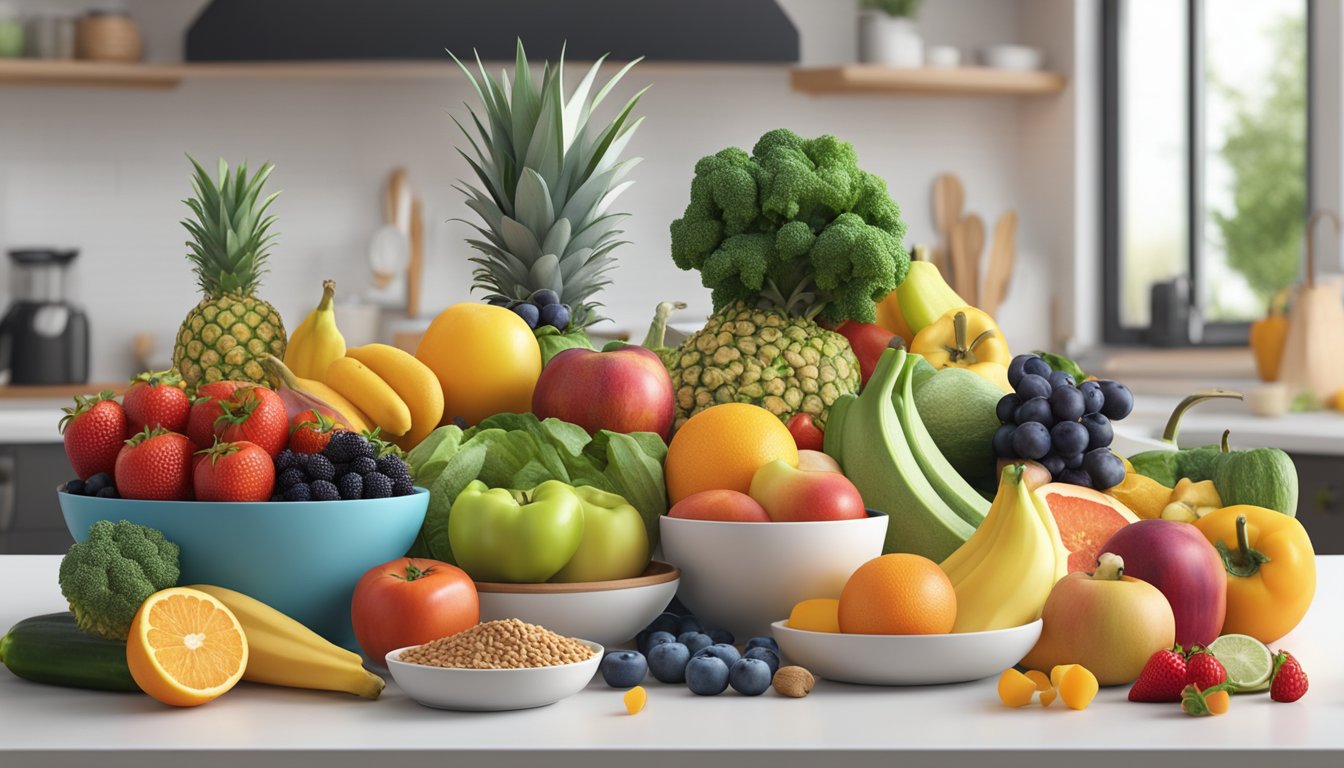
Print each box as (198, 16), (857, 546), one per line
(385, 618), (603, 711)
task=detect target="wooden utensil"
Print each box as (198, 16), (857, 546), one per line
(407, 197), (424, 318)
(932, 174), (964, 279)
(371, 169), (410, 290)
(982, 211), (1018, 317)
(952, 213), (983, 306)
(1280, 209), (1344, 406)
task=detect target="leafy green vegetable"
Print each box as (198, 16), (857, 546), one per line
(1034, 351), (1088, 382)
(406, 413), (668, 563)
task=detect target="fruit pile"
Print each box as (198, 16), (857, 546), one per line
(992, 353), (1132, 490)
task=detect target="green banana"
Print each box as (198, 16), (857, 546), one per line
(895, 353), (989, 528)
(822, 392), (852, 468)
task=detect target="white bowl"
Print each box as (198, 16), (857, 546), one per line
(925, 45), (961, 68)
(474, 561), (680, 647)
(771, 619), (1043, 686)
(660, 512), (887, 639)
(385, 640), (602, 711)
(978, 44), (1045, 71)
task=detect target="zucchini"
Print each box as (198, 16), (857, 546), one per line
(0, 612), (140, 692)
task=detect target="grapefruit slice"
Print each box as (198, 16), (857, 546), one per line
(1036, 483), (1139, 573)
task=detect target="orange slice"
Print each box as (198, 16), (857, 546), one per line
(126, 587), (249, 707)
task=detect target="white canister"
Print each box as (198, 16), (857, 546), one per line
(925, 45), (961, 68)
(857, 11), (923, 68)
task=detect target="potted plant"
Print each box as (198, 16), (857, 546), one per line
(857, 0), (924, 67)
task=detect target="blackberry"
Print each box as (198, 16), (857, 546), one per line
(275, 449), (298, 471)
(332, 462), (350, 478)
(351, 456), (378, 476)
(324, 431), (373, 463)
(392, 478), (415, 497)
(377, 455), (411, 482)
(63, 478), (86, 495)
(277, 467), (307, 491)
(96, 487), (119, 499)
(311, 480), (341, 502)
(282, 483), (313, 502)
(363, 472), (393, 499)
(271, 493), (283, 502)
(306, 454), (336, 482)
(294, 452), (312, 469)
(338, 473), (363, 500)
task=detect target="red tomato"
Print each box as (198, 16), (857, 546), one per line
(786, 412), (825, 452)
(351, 558), (479, 665)
(835, 320), (898, 387)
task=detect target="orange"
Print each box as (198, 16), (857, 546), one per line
(416, 303), (541, 427)
(837, 553), (957, 635)
(664, 403), (799, 503)
(126, 587), (248, 707)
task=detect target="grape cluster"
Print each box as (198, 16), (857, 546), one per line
(992, 354), (1133, 490)
(487, 289), (571, 332)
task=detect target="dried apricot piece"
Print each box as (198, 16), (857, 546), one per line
(624, 685), (647, 715)
(1040, 686), (1058, 707)
(1024, 669), (1051, 692)
(1053, 664), (1099, 710)
(997, 668), (1037, 707)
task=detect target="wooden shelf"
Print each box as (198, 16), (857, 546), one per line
(0, 383), (125, 399)
(790, 65), (1067, 96)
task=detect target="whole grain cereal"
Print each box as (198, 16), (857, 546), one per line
(398, 618), (596, 669)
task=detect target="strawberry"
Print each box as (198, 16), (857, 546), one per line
(214, 386), (289, 457)
(1186, 648), (1227, 691)
(123, 369), (190, 434)
(193, 440), (275, 502)
(59, 392), (128, 480)
(1129, 646), (1188, 702)
(1180, 683), (1232, 717)
(1270, 651), (1308, 702)
(187, 381), (255, 449)
(114, 427), (194, 501)
(289, 409), (341, 454)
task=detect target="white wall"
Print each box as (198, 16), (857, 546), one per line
(0, 0), (1075, 381)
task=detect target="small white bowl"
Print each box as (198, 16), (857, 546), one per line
(771, 619), (1043, 686)
(978, 44), (1045, 71)
(925, 45), (961, 68)
(385, 640), (603, 711)
(475, 561), (680, 647)
(660, 512), (887, 639)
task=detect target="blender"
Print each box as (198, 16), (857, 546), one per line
(0, 249), (89, 385)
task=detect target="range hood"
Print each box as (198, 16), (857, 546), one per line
(186, 0), (799, 63)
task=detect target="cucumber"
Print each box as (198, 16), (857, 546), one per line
(0, 612), (140, 692)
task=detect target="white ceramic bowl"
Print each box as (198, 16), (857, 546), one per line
(385, 640), (603, 711)
(772, 619), (1043, 686)
(660, 512), (887, 639)
(978, 44), (1045, 71)
(474, 561), (680, 647)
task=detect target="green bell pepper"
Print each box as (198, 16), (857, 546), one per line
(448, 480), (584, 583)
(550, 486), (651, 583)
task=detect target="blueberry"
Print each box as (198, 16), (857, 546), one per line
(63, 478), (86, 495)
(1048, 370), (1077, 391)
(283, 483), (313, 502)
(1023, 356), (1053, 379)
(1049, 386), (1084, 423)
(692, 643), (741, 669)
(685, 655), (731, 695)
(311, 479), (340, 501)
(600, 651), (648, 688)
(992, 424), (1018, 458)
(1014, 396), (1054, 428)
(647, 612), (679, 635)
(744, 636), (779, 654)
(677, 631), (713, 656)
(278, 467), (307, 491)
(306, 454), (335, 482)
(639, 630), (676, 655)
(96, 487), (119, 499)
(529, 288), (561, 307)
(1050, 420), (1089, 456)
(1011, 421), (1052, 460)
(1061, 451), (1085, 469)
(338, 473), (363, 500)
(1057, 468), (1094, 488)
(351, 456), (378, 476)
(647, 642), (691, 683)
(392, 478), (415, 496)
(1081, 413), (1113, 451)
(363, 472), (393, 499)
(1084, 448), (1127, 490)
(742, 646), (781, 676)
(1078, 380), (1105, 415)
(275, 449), (297, 471)
(512, 302), (540, 329)
(1098, 380), (1134, 421)
(83, 473), (110, 496)
(538, 302), (570, 330)
(676, 615), (704, 636)
(1007, 355), (1034, 389)
(728, 657), (773, 696)
(707, 628), (735, 646)
(1040, 454), (1065, 479)
(996, 393), (1022, 424)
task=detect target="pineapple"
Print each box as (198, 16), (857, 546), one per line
(450, 41), (646, 340)
(172, 158), (287, 387)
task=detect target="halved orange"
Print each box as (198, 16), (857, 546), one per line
(126, 587), (248, 707)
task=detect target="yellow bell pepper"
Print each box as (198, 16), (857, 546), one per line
(909, 307), (1012, 392)
(1249, 290), (1289, 382)
(1194, 505), (1316, 644)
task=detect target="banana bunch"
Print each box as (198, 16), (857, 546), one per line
(938, 464), (1069, 633)
(326, 344), (444, 450)
(264, 354), (373, 434)
(824, 348), (985, 562)
(188, 584), (385, 699)
(286, 280), (347, 380)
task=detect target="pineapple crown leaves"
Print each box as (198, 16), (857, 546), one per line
(181, 155), (281, 299)
(669, 128), (909, 325)
(447, 39), (648, 328)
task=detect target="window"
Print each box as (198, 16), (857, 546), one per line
(1103, 0), (1310, 345)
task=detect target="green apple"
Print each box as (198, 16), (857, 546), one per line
(550, 486), (650, 583)
(448, 480), (584, 583)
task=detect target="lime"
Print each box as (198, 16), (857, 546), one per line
(1208, 634), (1274, 692)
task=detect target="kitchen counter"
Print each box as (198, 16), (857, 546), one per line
(0, 399), (68, 444)
(1, 555), (1340, 768)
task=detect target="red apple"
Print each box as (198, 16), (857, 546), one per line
(531, 345), (675, 439)
(835, 321), (897, 387)
(1099, 519), (1227, 647)
(786, 412), (824, 451)
(668, 490), (770, 522)
(748, 459), (867, 522)
(797, 449), (842, 473)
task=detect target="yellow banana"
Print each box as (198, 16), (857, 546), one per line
(295, 376), (373, 434)
(345, 344), (444, 451)
(325, 356), (412, 437)
(186, 584), (385, 699)
(262, 353), (372, 433)
(285, 280), (346, 381)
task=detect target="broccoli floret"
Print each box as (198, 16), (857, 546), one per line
(669, 128), (908, 324)
(58, 520), (180, 640)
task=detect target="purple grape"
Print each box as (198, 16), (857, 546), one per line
(1008, 355), (1034, 388)
(1016, 373), (1051, 400)
(1062, 452), (1085, 469)
(538, 302), (570, 330)
(512, 302), (540, 329)
(1015, 396), (1055, 428)
(1049, 386), (1084, 423)
(1011, 422), (1052, 460)
(1041, 454), (1065, 479)
(1098, 380), (1134, 420)
(1023, 356), (1052, 378)
(993, 424), (1018, 458)
(1082, 413), (1113, 451)
(996, 393), (1022, 424)
(1084, 448), (1127, 490)
(1051, 420), (1089, 456)
(1057, 468), (1094, 488)
(1078, 380), (1104, 414)
(1048, 370), (1077, 390)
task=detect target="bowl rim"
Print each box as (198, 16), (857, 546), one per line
(660, 508), (888, 527)
(384, 639), (604, 673)
(474, 560), (680, 594)
(57, 485), (429, 505)
(770, 617), (1043, 641)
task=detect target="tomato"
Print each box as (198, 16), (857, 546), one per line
(350, 557), (479, 665)
(835, 320), (898, 387)
(786, 412), (825, 452)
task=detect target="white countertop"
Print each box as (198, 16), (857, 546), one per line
(1, 554), (1340, 767)
(0, 400), (68, 444)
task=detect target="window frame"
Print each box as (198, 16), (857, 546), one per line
(1101, 0), (1314, 346)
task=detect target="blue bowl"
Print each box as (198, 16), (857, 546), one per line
(59, 488), (428, 650)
